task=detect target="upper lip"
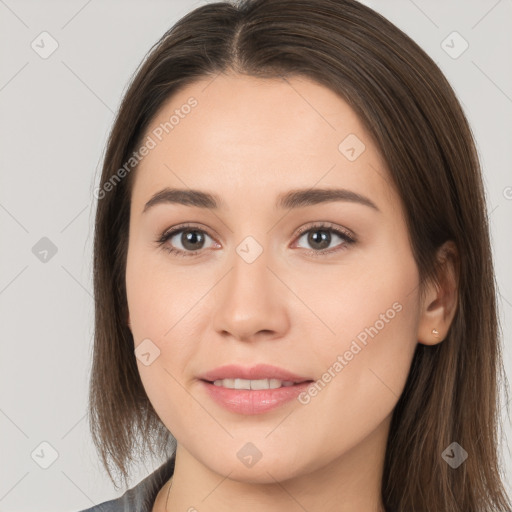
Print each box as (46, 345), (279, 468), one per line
(198, 364), (313, 383)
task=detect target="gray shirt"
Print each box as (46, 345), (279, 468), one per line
(76, 454), (176, 512)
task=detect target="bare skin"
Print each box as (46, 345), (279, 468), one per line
(125, 73), (458, 512)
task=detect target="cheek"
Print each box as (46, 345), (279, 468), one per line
(125, 246), (207, 403)
(290, 231), (420, 354)
(297, 247), (420, 441)
(126, 244), (204, 342)
(126, 255), (199, 433)
(306, 298), (418, 458)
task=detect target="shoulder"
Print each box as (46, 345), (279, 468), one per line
(73, 454), (176, 512)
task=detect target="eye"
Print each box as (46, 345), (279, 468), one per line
(293, 222), (355, 255)
(156, 221), (356, 258)
(156, 224), (218, 257)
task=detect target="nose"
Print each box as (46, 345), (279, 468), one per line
(211, 247), (291, 343)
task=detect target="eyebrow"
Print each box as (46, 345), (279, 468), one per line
(142, 187), (380, 213)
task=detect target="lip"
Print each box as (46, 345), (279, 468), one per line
(197, 363), (312, 383)
(197, 364), (314, 415)
(199, 380), (314, 415)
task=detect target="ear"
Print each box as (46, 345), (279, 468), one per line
(417, 241), (459, 346)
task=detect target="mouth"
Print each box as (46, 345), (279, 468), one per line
(200, 378), (314, 390)
(199, 378), (315, 415)
(197, 364), (315, 414)
(197, 363), (314, 385)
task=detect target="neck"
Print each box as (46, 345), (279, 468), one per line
(157, 415), (391, 512)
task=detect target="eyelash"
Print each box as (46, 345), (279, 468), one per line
(156, 222), (356, 258)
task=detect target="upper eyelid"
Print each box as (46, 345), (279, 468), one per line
(294, 222), (355, 240)
(160, 223), (216, 241)
(161, 222), (352, 238)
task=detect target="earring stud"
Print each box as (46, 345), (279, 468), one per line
(432, 328), (440, 337)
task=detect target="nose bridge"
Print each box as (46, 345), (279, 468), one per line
(231, 238), (269, 296)
(225, 225), (273, 296)
(226, 237), (273, 310)
(211, 234), (290, 340)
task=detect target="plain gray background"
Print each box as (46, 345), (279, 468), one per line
(1, 0), (511, 510)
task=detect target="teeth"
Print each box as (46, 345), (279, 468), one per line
(212, 378), (296, 389)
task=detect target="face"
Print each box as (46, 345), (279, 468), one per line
(125, 73), (422, 483)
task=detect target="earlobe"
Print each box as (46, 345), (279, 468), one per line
(417, 241), (459, 346)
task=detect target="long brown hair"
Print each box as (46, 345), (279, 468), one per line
(89, 1), (511, 510)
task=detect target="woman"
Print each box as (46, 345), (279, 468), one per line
(80, 0), (512, 511)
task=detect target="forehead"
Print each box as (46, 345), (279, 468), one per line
(131, 73), (395, 213)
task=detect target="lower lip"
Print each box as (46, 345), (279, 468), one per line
(199, 380), (313, 415)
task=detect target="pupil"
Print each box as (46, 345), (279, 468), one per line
(182, 230), (204, 250)
(308, 230), (330, 250)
